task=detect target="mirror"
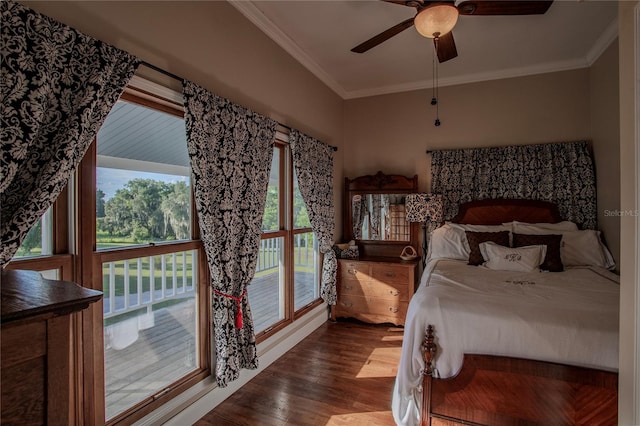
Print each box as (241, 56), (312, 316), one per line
(351, 193), (411, 241)
(344, 171), (419, 258)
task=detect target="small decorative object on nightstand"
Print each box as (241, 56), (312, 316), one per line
(405, 193), (443, 269)
(399, 245), (418, 261)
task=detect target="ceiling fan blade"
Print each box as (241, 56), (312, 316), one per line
(351, 18), (416, 53)
(457, 1), (553, 15)
(434, 31), (457, 63)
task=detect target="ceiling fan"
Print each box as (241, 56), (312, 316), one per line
(351, 1), (554, 63)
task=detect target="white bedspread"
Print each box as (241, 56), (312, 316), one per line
(392, 259), (620, 426)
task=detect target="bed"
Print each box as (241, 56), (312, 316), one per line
(392, 199), (619, 426)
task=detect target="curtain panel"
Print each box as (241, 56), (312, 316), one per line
(289, 130), (337, 305)
(352, 195), (367, 240)
(430, 141), (597, 229)
(182, 80), (276, 386)
(0, 0), (139, 266)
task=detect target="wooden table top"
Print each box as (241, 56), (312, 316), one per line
(1, 269), (102, 324)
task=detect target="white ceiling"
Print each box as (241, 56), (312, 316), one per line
(230, 0), (618, 99)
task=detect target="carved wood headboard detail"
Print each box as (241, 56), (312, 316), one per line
(450, 199), (562, 225)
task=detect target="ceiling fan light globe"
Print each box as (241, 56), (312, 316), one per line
(414, 3), (459, 39)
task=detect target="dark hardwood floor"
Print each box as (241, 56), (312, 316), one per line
(195, 319), (404, 426)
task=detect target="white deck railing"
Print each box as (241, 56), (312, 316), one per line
(103, 251), (196, 320)
(103, 236), (315, 321)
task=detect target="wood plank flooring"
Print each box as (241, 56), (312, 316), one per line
(195, 319), (404, 426)
(105, 271), (316, 418)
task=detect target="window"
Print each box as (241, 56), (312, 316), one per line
(80, 87), (210, 425)
(12, 206), (53, 259)
(6, 76), (324, 424)
(247, 134), (322, 338)
(7, 188), (72, 280)
(292, 169), (319, 310)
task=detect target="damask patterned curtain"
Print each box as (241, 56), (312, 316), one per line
(0, 1), (139, 266)
(431, 141), (597, 229)
(289, 130), (337, 305)
(182, 81), (276, 386)
(382, 194), (391, 239)
(370, 194), (382, 240)
(352, 195), (368, 240)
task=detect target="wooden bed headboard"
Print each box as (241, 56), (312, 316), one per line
(450, 199), (562, 225)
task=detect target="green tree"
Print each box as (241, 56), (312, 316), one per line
(293, 189), (310, 228)
(99, 178), (192, 242)
(96, 189), (106, 218)
(102, 187), (134, 237)
(18, 220), (42, 255)
(100, 179), (171, 240)
(126, 179), (171, 239)
(162, 181), (190, 239)
(262, 186), (279, 230)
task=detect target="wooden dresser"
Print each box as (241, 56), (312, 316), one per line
(332, 257), (418, 326)
(1, 269), (102, 425)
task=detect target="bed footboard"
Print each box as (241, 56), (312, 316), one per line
(420, 325), (618, 426)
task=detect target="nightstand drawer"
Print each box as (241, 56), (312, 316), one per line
(371, 264), (412, 284)
(335, 295), (408, 325)
(338, 279), (409, 300)
(339, 261), (371, 280)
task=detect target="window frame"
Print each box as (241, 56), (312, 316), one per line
(253, 134), (323, 342)
(78, 89), (211, 426)
(5, 186), (73, 280)
(5, 78), (325, 424)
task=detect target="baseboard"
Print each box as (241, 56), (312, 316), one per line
(134, 304), (328, 425)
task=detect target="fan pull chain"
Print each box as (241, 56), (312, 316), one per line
(432, 37), (441, 127)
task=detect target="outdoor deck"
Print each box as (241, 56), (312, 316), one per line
(104, 271), (316, 419)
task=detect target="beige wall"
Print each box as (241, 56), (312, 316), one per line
(344, 67), (622, 255)
(618, 1), (639, 424)
(344, 69), (592, 192)
(590, 40), (621, 267)
(20, 0), (345, 232)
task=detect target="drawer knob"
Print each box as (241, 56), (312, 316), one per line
(347, 269), (357, 275)
(345, 285), (352, 290)
(388, 307), (399, 313)
(390, 289), (399, 296)
(385, 272), (396, 278)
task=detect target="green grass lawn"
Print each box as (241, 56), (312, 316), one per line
(13, 233), (316, 297)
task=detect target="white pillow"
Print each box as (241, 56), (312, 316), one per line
(479, 241), (546, 272)
(561, 230), (614, 269)
(428, 224), (470, 261)
(511, 221), (579, 233)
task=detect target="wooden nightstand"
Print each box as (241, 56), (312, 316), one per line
(331, 257), (418, 326)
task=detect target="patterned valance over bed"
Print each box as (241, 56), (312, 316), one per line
(430, 141), (597, 229)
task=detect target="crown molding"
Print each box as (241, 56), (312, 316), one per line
(231, 1), (619, 101)
(586, 18), (619, 66)
(229, 0), (348, 99)
(343, 58), (589, 99)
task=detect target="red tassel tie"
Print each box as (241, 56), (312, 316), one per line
(214, 289), (247, 329)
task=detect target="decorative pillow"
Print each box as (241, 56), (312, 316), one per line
(479, 241), (547, 272)
(512, 233), (563, 272)
(427, 224), (470, 261)
(465, 231), (510, 266)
